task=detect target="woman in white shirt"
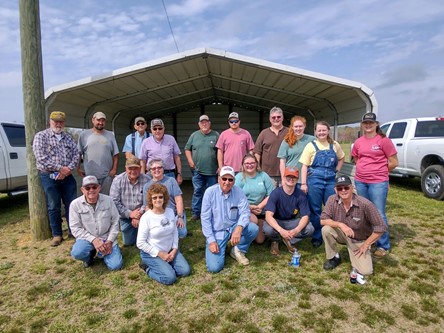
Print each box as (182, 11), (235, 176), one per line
(137, 183), (190, 285)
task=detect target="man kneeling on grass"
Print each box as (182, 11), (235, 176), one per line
(70, 176), (123, 270)
(320, 175), (386, 284)
(201, 166), (258, 273)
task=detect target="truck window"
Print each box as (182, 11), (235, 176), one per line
(388, 122), (407, 139)
(380, 124), (390, 135)
(415, 121), (444, 138)
(1, 124), (26, 147)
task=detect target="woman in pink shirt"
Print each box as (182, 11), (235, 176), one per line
(351, 113), (398, 258)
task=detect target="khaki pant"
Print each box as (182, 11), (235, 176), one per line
(322, 225), (373, 275)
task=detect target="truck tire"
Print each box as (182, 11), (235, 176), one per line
(421, 165), (444, 200)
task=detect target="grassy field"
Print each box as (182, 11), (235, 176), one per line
(0, 176), (443, 333)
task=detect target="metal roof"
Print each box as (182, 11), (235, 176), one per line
(45, 47), (377, 129)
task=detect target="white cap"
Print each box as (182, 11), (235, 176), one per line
(93, 111), (106, 120)
(219, 166), (235, 178)
(228, 112), (239, 119)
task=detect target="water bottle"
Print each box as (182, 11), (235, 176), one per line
(97, 239), (106, 258)
(289, 249), (301, 268)
(49, 172), (59, 180)
(350, 268), (357, 284)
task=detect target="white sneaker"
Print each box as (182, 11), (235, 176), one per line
(230, 246), (250, 266)
(356, 273), (366, 285)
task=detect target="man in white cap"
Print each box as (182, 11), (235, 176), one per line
(77, 111), (119, 195)
(216, 112), (254, 172)
(122, 116), (150, 159)
(184, 115), (220, 221)
(138, 118), (183, 185)
(33, 111), (80, 246)
(201, 166), (259, 272)
(264, 167), (314, 255)
(70, 175), (123, 270)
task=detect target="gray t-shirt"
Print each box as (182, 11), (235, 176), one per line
(78, 129), (119, 179)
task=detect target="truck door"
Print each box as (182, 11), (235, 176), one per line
(0, 138), (7, 190)
(387, 121), (408, 173)
(0, 123), (27, 190)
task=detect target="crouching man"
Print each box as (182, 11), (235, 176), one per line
(201, 166), (258, 272)
(70, 176), (123, 270)
(320, 175), (386, 284)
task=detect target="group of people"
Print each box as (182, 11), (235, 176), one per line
(32, 106), (397, 285)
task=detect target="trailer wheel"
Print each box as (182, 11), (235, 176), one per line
(421, 165), (444, 200)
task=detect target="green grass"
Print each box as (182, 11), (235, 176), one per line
(0, 179), (443, 332)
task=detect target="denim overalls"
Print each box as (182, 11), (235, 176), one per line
(307, 142), (338, 242)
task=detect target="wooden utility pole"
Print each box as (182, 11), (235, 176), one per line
(19, 0), (50, 240)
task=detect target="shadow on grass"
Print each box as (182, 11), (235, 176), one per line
(390, 223), (417, 248)
(389, 176), (422, 193)
(0, 193), (29, 228)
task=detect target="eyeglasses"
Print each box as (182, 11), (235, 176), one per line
(221, 177), (234, 182)
(336, 186), (351, 192)
(84, 185), (98, 191)
(152, 127), (163, 131)
(151, 166), (163, 171)
(244, 162), (256, 166)
(152, 195), (164, 200)
(271, 116), (282, 120)
(136, 122), (146, 126)
(229, 120), (239, 124)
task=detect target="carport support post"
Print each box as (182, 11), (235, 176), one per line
(19, 0), (51, 240)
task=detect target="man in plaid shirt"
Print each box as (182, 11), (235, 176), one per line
(32, 111), (80, 246)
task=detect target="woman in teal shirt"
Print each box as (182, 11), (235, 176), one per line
(235, 153), (275, 244)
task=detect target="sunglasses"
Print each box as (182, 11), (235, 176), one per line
(336, 186), (351, 192)
(285, 176), (297, 181)
(136, 122), (146, 126)
(151, 166), (163, 171)
(152, 195), (164, 200)
(271, 116), (282, 120)
(229, 120), (239, 124)
(84, 185), (98, 191)
(152, 127), (163, 131)
(221, 177), (234, 182)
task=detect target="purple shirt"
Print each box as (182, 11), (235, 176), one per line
(138, 134), (181, 170)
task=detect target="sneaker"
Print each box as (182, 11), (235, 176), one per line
(373, 248), (389, 258)
(323, 256), (341, 270)
(83, 249), (96, 268)
(312, 239), (323, 248)
(190, 215), (200, 221)
(270, 241), (280, 256)
(281, 238), (296, 253)
(51, 236), (63, 247)
(138, 261), (148, 273)
(230, 246), (250, 266)
(356, 272), (366, 285)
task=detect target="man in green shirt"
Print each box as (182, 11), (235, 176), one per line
(184, 115), (220, 221)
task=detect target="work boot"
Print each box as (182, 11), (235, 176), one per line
(270, 241), (280, 256)
(51, 236), (63, 247)
(230, 246), (249, 266)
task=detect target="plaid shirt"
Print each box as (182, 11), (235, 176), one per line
(32, 128), (79, 172)
(321, 193), (387, 241)
(110, 172), (150, 219)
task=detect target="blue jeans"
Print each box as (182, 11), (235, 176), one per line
(191, 170), (217, 216)
(39, 173), (77, 237)
(119, 218), (138, 246)
(205, 223), (259, 273)
(140, 250), (190, 285)
(178, 211), (188, 239)
(307, 176), (336, 242)
(71, 239), (123, 270)
(354, 180), (391, 250)
(263, 218), (314, 244)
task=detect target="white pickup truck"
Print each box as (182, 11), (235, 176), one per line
(380, 117), (444, 200)
(0, 122), (28, 195)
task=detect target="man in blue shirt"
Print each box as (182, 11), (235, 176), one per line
(264, 167), (314, 256)
(201, 166), (259, 273)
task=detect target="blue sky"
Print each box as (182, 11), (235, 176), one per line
(1, 0), (444, 124)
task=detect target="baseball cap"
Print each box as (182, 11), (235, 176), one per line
(228, 112), (239, 119)
(284, 167), (299, 178)
(361, 112), (377, 122)
(93, 111), (107, 120)
(219, 166), (235, 178)
(199, 115), (210, 122)
(150, 118), (164, 128)
(50, 111), (65, 121)
(335, 175), (352, 187)
(126, 157), (141, 168)
(82, 175), (99, 187)
(134, 117), (146, 124)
